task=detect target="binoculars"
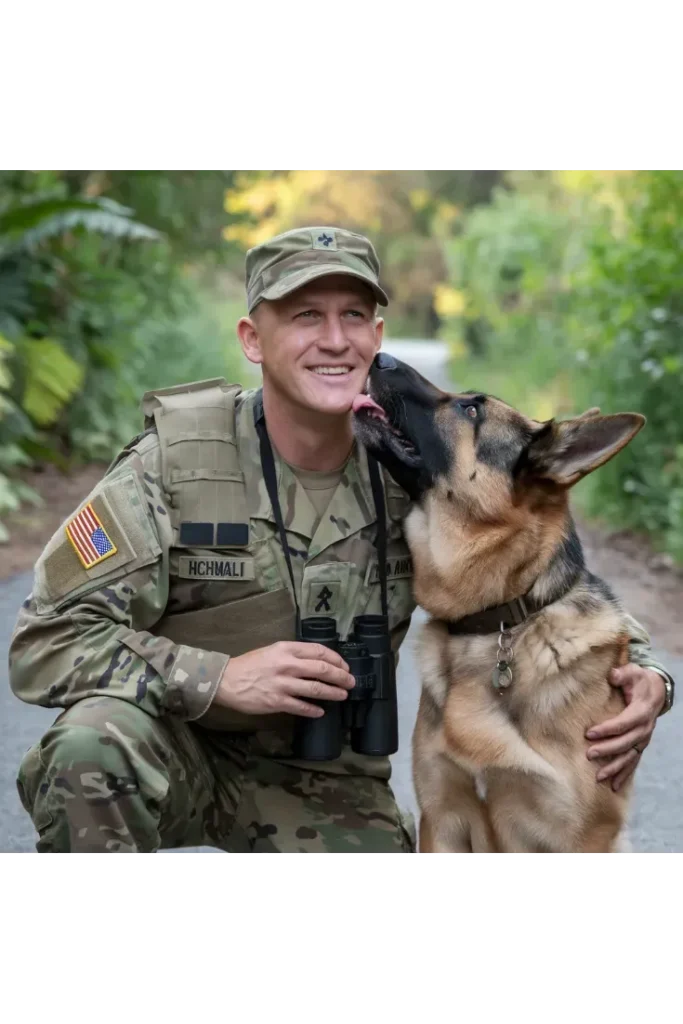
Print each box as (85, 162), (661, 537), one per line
(292, 614), (399, 761)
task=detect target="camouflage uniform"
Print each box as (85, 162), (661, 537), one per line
(8, 225), (673, 852)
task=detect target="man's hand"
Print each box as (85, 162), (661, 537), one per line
(585, 665), (666, 792)
(214, 641), (355, 718)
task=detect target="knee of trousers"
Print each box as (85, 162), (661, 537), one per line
(18, 696), (171, 819)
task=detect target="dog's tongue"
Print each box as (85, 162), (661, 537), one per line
(352, 394), (387, 420)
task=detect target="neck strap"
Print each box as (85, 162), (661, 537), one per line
(253, 393), (389, 635)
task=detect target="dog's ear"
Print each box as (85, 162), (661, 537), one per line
(574, 406), (601, 421)
(528, 413), (645, 486)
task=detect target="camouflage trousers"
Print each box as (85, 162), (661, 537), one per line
(17, 696), (416, 853)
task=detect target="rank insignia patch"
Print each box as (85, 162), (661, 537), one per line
(65, 502), (118, 569)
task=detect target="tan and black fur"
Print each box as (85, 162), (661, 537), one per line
(354, 354), (645, 852)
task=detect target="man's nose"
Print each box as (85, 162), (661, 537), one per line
(319, 315), (350, 351)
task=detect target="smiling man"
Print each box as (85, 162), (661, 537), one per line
(9, 227), (416, 852)
(9, 226), (673, 852)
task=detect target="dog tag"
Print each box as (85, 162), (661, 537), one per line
(492, 662), (513, 691)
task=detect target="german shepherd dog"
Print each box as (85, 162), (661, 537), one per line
(353, 354), (645, 853)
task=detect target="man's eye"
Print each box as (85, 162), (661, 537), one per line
(344, 310), (365, 319)
(296, 310), (318, 320)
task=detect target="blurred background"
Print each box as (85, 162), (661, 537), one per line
(1, 169), (682, 851)
(1, 169), (681, 566)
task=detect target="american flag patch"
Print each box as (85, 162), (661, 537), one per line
(65, 502), (117, 570)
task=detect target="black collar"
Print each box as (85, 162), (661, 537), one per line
(446, 592), (546, 636)
(445, 528), (586, 636)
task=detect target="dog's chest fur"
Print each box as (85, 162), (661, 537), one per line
(417, 594), (627, 752)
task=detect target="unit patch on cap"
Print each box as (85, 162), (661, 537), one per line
(65, 502), (118, 570)
(312, 229), (337, 251)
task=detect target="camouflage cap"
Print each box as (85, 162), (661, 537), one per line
(245, 226), (389, 313)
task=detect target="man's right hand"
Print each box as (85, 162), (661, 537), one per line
(213, 641), (355, 718)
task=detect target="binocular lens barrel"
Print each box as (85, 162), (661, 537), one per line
(354, 614), (387, 637)
(291, 617), (343, 761)
(350, 614), (398, 757)
(337, 641), (374, 701)
(292, 614), (398, 761)
(299, 617), (338, 644)
(353, 615), (393, 700)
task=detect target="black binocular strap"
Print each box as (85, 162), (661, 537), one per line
(254, 402), (302, 638)
(367, 453), (389, 621)
(254, 395), (389, 631)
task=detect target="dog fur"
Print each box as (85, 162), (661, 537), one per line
(354, 356), (644, 853)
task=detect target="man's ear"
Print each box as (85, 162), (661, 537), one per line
(528, 412), (646, 486)
(374, 317), (384, 353)
(237, 316), (263, 365)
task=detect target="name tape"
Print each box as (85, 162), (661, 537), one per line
(364, 555), (413, 587)
(178, 557), (255, 581)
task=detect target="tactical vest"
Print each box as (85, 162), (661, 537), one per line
(139, 377), (399, 735)
(142, 377), (249, 543)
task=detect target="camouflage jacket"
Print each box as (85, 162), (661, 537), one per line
(9, 383), (672, 732)
(9, 386), (415, 729)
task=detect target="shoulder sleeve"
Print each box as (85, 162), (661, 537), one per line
(623, 611), (675, 686)
(8, 436), (228, 720)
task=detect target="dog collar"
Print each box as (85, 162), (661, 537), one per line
(446, 593), (543, 636)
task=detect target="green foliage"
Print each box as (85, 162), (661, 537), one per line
(442, 171), (683, 561)
(0, 332), (12, 389)
(568, 172), (683, 560)
(0, 171), (244, 542)
(20, 337), (84, 426)
(0, 195), (161, 253)
(4, 167), (678, 563)
(440, 183), (595, 419)
(103, 171), (240, 261)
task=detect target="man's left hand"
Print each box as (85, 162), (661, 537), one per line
(585, 665), (666, 792)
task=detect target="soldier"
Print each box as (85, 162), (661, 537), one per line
(9, 226), (674, 852)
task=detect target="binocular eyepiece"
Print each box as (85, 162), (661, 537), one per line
(292, 614), (399, 761)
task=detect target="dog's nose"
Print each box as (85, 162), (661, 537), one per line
(374, 352), (397, 370)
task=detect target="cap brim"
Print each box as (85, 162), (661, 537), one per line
(258, 264), (389, 309)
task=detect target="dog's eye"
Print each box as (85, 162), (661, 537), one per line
(455, 396), (484, 419)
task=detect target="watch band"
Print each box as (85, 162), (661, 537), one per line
(650, 668), (675, 716)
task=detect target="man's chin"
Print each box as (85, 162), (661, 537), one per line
(303, 375), (363, 415)
(307, 395), (356, 417)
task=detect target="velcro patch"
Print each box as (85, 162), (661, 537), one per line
(179, 522), (214, 546)
(216, 522), (249, 547)
(305, 581), (342, 617)
(65, 502), (117, 569)
(37, 475), (160, 613)
(312, 229), (337, 251)
(177, 556), (255, 581)
(364, 555), (413, 587)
